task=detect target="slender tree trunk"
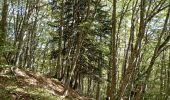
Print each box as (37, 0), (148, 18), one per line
(96, 82), (100, 100)
(159, 55), (164, 100)
(0, 0), (8, 46)
(110, 0), (117, 100)
(106, 61), (111, 98)
(56, 0), (64, 78)
(166, 50), (170, 99)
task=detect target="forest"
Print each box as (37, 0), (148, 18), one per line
(0, 0), (170, 100)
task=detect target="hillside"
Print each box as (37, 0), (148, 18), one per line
(0, 67), (94, 100)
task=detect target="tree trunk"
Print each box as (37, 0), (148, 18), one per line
(0, 0), (8, 46)
(109, 0), (117, 100)
(96, 82), (100, 100)
(56, 0), (64, 78)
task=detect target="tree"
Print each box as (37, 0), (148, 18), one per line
(0, 0), (8, 46)
(109, 0), (117, 100)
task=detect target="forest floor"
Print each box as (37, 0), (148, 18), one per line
(0, 67), (93, 100)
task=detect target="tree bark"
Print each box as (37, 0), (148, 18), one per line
(110, 0), (117, 100)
